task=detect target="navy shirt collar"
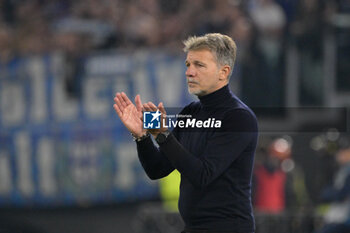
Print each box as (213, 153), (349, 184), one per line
(198, 84), (232, 107)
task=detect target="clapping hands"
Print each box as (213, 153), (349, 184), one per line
(113, 92), (167, 138)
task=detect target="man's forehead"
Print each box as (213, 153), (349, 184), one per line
(186, 49), (216, 61)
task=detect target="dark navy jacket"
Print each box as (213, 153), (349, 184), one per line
(136, 85), (258, 233)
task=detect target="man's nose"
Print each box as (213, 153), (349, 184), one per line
(186, 66), (195, 77)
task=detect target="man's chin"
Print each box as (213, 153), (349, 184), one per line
(188, 87), (204, 96)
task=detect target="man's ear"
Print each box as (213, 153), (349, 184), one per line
(219, 65), (231, 81)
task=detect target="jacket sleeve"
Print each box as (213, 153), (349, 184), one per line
(158, 109), (258, 188)
(136, 135), (175, 180)
(135, 103), (194, 180)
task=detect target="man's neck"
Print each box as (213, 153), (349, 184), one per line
(195, 82), (228, 97)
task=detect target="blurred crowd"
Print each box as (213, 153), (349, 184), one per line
(1, 0), (348, 106)
(0, 0), (345, 58)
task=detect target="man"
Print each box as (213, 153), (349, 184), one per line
(114, 33), (258, 233)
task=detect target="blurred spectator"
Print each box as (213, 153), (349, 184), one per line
(291, 0), (326, 105)
(306, 129), (342, 202)
(228, 15), (267, 105)
(248, 0), (287, 107)
(250, 0), (286, 64)
(317, 138), (350, 233)
(253, 137), (296, 213)
(328, 0), (350, 92)
(196, 0), (235, 34)
(275, 0), (298, 27)
(53, 31), (89, 98)
(122, 4), (160, 47)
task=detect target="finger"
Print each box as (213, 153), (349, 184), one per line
(148, 102), (158, 111)
(114, 96), (125, 111)
(113, 104), (123, 118)
(131, 105), (141, 122)
(143, 103), (152, 112)
(135, 95), (143, 120)
(116, 93), (127, 108)
(135, 95), (143, 112)
(158, 102), (167, 115)
(121, 92), (133, 106)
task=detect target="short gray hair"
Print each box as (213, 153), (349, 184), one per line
(183, 33), (237, 79)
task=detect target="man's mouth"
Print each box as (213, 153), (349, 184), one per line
(188, 81), (198, 85)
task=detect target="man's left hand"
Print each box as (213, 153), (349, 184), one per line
(143, 101), (167, 137)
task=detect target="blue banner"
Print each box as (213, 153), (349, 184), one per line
(0, 51), (193, 206)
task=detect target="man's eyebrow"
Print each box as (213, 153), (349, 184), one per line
(193, 60), (206, 66)
(185, 60), (206, 66)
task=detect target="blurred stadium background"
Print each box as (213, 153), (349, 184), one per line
(0, 0), (350, 232)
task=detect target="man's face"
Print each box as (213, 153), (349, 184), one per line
(185, 49), (227, 96)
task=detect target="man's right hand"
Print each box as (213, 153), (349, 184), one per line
(113, 92), (146, 137)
